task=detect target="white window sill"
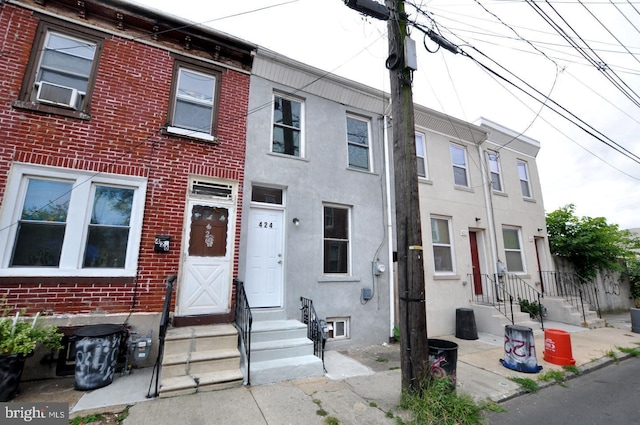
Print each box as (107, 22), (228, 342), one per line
(166, 126), (216, 143)
(318, 275), (360, 283)
(0, 269), (138, 278)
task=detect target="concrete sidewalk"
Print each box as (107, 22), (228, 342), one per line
(12, 314), (640, 424)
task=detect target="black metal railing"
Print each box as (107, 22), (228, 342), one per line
(233, 279), (252, 385)
(147, 274), (176, 398)
(468, 273), (544, 329)
(300, 297), (325, 369)
(539, 271), (601, 321)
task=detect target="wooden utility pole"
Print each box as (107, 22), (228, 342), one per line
(385, 0), (429, 393)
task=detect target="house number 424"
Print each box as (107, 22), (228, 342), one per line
(259, 222), (273, 228)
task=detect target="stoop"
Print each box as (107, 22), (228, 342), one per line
(159, 324), (243, 397)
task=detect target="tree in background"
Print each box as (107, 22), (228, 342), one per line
(546, 204), (640, 280)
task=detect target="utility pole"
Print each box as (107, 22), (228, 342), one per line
(344, 0), (429, 393)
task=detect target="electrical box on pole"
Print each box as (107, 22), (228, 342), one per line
(343, 0), (390, 21)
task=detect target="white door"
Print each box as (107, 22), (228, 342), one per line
(244, 207), (284, 307)
(178, 200), (233, 316)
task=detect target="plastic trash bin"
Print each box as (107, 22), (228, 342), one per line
(74, 324), (123, 390)
(427, 338), (458, 391)
(500, 324), (542, 373)
(455, 308), (478, 340)
(543, 328), (576, 366)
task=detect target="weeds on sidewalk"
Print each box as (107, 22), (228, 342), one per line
(605, 349), (619, 363)
(509, 376), (539, 393)
(397, 377), (484, 425)
(617, 346), (640, 357)
(538, 370), (567, 387)
(562, 365), (580, 376)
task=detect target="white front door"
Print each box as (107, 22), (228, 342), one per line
(244, 207), (284, 307)
(178, 200), (233, 316)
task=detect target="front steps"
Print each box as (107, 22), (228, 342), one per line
(159, 324), (243, 398)
(542, 296), (606, 329)
(472, 303), (543, 336)
(248, 310), (324, 385)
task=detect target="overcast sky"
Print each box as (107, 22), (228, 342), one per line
(133, 0), (639, 229)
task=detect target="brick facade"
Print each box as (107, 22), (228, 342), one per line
(0, 2), (252, 317)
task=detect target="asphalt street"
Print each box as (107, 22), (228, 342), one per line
(484, 357), (640, 425)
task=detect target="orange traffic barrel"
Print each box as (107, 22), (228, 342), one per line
(543, 328), (576, 366)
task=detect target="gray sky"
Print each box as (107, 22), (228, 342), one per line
(133, 0), (640, 229)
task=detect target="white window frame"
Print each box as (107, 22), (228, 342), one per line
(326, 317), (350, 340)
(346, 114), (372, 172)
(487, 151), (503, 192)
(416, 132), (428, 179)
(322, 204), (351, 275)
(502, 226), (525, 273)
(0, 163), (147, 277)
(450, 144), (469, 187)
(517, 160), (532, 198)
(271, 93), (304, 157)
(431, 216), (455, 274)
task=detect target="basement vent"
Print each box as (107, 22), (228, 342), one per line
(190, 180), (233, 200)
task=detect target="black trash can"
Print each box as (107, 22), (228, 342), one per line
(74, 324), (123, 390)
(427, 338), (458, 391)
(455, 308), (478, 340)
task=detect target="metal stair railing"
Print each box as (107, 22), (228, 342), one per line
(540, 271), (602, 321)
(300, 296), (326, 370)
(147, 274), (176, 398)
(503, 273), (545, 330)
(233, 279), (252, 385)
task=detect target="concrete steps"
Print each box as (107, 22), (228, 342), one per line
(159, 324), (243, 398)
(248, 310), (324, 385)
(542, 296), (606, 329)
(472, 303), (544, 336)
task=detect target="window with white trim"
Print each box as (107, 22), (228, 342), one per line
(346, 115), (371, 171)
(272, 94), (303, 157)
(167, 59), (221, 142)
(0, 164), (146, 277)
(488, 151), (503, 192)
(416, 132), (428, 178)
(431, 217), (454, 273)
(517, 160), (532, 198)
(450, 144), (469, 187)
(326, 317), (350, 340)
(323, 205), (350, 274)
(502, 226), (524, 273)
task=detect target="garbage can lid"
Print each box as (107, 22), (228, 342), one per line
(74, 324), (123, 337)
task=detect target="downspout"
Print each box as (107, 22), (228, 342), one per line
(477, 142), (499, 277)
(383, 114), (395, 338)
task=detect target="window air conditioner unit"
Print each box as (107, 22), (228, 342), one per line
(36, 81), (78, 109)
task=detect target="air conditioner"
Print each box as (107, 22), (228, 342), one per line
(36, 81), (78, 109)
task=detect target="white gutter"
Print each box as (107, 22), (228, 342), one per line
(383, 114), (395, 338)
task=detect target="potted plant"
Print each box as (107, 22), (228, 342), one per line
(0, 300), (63, 401)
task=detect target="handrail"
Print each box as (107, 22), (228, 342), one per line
(147, 274), (176, 398)
(233, 279), (252, 386)
(539, 271), (601, 320)
(300, 296), (326, 370)
(469, 273), (545, 329)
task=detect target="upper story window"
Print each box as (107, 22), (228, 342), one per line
(346, 115), (371, 171)
(502, 226), (524, 273)
(450, 144), (469, 187)
(488, 151), (503, 192)
(431, 217), (454, 273)
(167, 58), (221, 142)
(517, 160), (532, 198)
(272, 95), (303, 157)
(0, 164), (146, 278)
(15, 20), (104, 119)
(416, 132), (428, 178)
(323, 205), (350, 274)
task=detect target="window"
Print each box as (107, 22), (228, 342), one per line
(517, 161), (532, 198)
(251, 186), (283, 205)
(488, 151), (503, 191)
(346, 115), (370, 171)
(0, 164), (146, 277)
(167, 59), (221, 142)
(431, 217), (453, 273)
(502, 227), (524, 273)
(450, 144), (469, 187)
(416, 132), (428, 178)
(272, 95), (303, 157)
(326, 317), (350, 340)
(323, 206), (350, 274)
(16, 21), (103, 117)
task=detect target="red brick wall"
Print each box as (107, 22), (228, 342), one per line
(0, 4), (248, 315)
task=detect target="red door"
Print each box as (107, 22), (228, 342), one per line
(469, 232), (482, 295)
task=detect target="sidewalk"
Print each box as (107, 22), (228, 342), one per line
(11, 314), (640, 424)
